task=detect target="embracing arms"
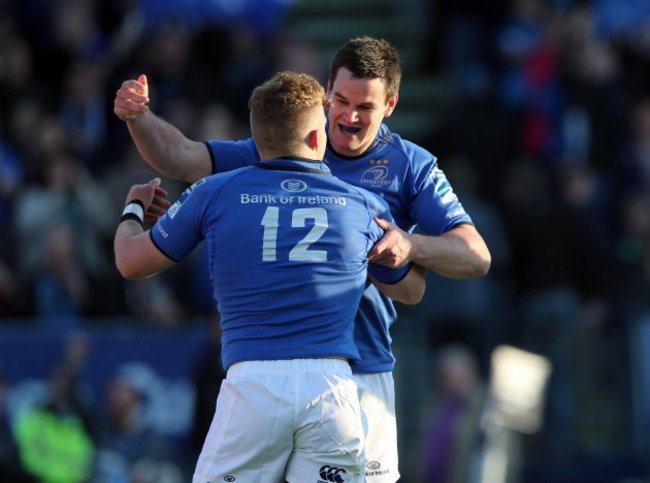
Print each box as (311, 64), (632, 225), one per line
(368, 220), (491, 279)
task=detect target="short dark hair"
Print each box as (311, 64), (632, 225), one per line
(329, 36), (402, 101)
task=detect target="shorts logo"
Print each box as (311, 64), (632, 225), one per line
(319, 465), (347, 483)
(366, 461), (381, 470)
(281, 179), (308, 192)
(365, 459), (390, 477)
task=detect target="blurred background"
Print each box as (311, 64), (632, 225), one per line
(0, 0), (649, 481)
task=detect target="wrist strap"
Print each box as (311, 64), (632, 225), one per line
(121, 201), (145, 227)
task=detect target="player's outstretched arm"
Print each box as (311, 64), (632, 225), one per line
(114, 178), (176, 279)
(371, 263), (426, 305)
(114, 74), (212, 184)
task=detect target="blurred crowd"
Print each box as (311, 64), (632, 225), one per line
(408, 0), (650, 480)
(0, 327), (225, 482)
(0, 0), (649, 481)
(410, 0), (650, 479)
(0, 0), (301, 324)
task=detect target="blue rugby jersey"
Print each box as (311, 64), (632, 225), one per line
(206, 124), (473, 373)
(150, 157), (409, 371)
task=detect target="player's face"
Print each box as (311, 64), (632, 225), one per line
(327, 67), (398, 157)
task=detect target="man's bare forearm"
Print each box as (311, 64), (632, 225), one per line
(373, 263), (426, 305)
(126, 111), (211, 184)
(410, 225), (491, 279)
(114, 220), (149, 279)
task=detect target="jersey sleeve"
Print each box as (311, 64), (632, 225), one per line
(408, 148), (474, 235)
(205, 138), (260, 174)
(362, 189), (413, 284)
(150, 177), (214, 262)
(368, 262), (412, 284)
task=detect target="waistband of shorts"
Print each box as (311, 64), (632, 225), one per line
(227, 358), (352, 377)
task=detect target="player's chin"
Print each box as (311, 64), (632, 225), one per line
(332, 133), (363, 155)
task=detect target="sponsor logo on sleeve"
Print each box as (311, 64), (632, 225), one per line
(168, 178), (206, 219)
(432, 168), (459, 204)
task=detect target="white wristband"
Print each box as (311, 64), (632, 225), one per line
(121, 201), (145, 226)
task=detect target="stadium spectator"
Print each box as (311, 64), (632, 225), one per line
(417, 344), (486, 483)
(94, 365), (184, 483)
(13, 363), (95, 483)
(0, 371), (34, 482)
(12, 153), (117, 320)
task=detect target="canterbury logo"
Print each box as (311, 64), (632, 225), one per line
(319, 465), (347, 482)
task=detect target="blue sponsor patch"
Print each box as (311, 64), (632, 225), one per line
(167, 178), (206, 219)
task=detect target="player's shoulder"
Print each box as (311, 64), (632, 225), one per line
(323, 174), (372, 202)
(345, 181), (390, 215)
(192, 165), (253, 195)
(206, 136), (256, 150)
(379, 124), (438, 168)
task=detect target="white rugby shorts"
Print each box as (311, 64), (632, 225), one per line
(354, 371), (399, 482)
(193, 358), (365, 483)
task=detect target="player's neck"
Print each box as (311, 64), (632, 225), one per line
(259, 147), (320, 162)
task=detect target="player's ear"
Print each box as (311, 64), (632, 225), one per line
(384, 93), (399, 118)
(308, 129), (319, 150)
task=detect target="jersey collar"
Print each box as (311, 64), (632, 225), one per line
(255, 156), (331, 175)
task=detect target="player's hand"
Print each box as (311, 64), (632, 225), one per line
(367, 217), (412, 268)
(145, 183), (171, 222)
(114, 74), (149, 121)
(125, 178), (167, 221)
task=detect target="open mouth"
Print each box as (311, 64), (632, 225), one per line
(339, 124), (361, 135)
